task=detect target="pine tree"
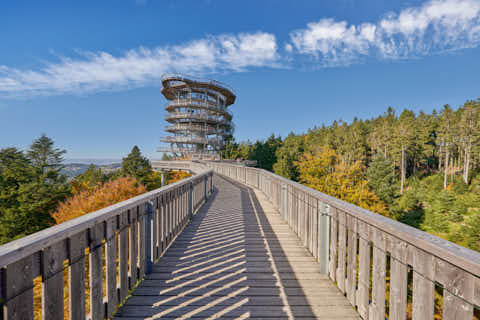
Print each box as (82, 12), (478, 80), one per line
(27, 134), (66, 174)
(394, 110), (416, 194)
(438, 105), (456, 189)
(121, 146), (152, 184)
(459, 100), (479, 184)
(366, 154), (397, 205)
(0, 147), (69, 244)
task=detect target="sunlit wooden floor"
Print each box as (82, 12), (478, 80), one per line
(114, 175), (359, 319)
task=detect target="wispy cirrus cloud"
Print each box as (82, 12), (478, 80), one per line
(287, 0), (480, 66)
(1, 0), (480, 98)
(0, 32), (279, 98)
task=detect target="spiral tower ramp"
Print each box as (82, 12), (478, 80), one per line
(158, 74), (236, 160)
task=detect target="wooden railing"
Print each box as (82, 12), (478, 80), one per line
(0, 167), (213, 320)
(205, 162), (480, 320)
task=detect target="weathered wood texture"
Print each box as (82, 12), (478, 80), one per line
(207, 162), (480, 320)
(115, 175), (359, 319)
(0, 166), (213, 320)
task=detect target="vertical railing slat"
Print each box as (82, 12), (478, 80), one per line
(118, 211), (129, 304)
(138, 204), (146, 279)
(412, 248), (435, 320)
(42, 240), (67, 320)
(68, 232), (87, 320)
(105, 216), (118, 317)
(89, 223), (104, 320)
(369, 227), (386, 320)
(346, 214), (357, 306)
(3, 256), (34, 320)
(388, 236), (408, 320)
(128, 207), (138, 289)
(336, 210), (346, 293)
(436, 260), (474, 320)
(356, 220), (370, 319)
(328, 207), (338, 282)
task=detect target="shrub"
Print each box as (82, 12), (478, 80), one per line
(52, 176), (147, 224)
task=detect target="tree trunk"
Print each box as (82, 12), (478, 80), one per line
(401, 144), (406, 194)
(464, 144), (471, 184)
(438, 144), (442, 172)
(444, 145), (449, 189)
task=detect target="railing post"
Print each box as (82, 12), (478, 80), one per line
(145, 200), (153, 275)
(318, 201), (330, 274)
(281, 184), (287, 220)
(204, 175), (208, 203)
(189, 181), (194, 220)
(210, 172), (214, 194)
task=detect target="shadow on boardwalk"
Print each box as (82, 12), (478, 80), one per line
(115, 175), (358, 319)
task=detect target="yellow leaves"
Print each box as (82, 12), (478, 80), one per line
(168, 170), (192, 184)
(296, 146), (389, 216)
(52, 177), (147, 224)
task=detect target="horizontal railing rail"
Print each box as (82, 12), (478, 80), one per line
(204, 161), (480, 320)
(0, 165), (213, 320)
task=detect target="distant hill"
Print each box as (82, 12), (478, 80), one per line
(61, 162), (121, 179)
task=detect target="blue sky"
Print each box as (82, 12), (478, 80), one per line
(1, 0), (479, 159)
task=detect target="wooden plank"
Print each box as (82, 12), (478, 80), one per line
(118, 211), (129, 304)
(388, 236), (408, 320)
(336, 209), (346, 293)
(3, 256), (34, 320)
(328, 206), (338, 281)
(129, 207), (138, 289)
(435, 259), (474, 320)
(159, 195), (165, 252)
(356, 220), (370, 319)
(152, 197), (158, 261)
(42, 240), (67, 320)
(346, 214), (357, 306)
(88, 223), (104, 320)
(138, 203), (146, 279)
(412, 248), (435, 320)
(475, 276), (480, 308)
(68, 232), (87, 320)
(369, 227), (386, 320)
(105, 216), (118, 317)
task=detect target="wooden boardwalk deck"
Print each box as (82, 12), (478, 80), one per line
(115, 175), (359, 319)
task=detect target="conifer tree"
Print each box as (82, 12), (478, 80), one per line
(121, 146), (152, 184)
(394, 110), (416, 194)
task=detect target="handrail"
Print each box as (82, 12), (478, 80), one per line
(203, 161), (480, 319)
(0, 164), (214, 319)
(162, 73), (236, 97)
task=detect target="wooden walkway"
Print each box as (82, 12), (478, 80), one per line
(115, 175), (359, 319)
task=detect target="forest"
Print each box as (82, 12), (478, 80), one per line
(222, 99), (480, 252)
(0, 135), (189, 245)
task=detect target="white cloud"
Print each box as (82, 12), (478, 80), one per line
(0, 32), (279, 98)
(287, 0), (480, 65)
(2, 0), (480, 98)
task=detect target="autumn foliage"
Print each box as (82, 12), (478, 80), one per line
(168, 170), (192, 184)
(296, 146), (388, 215)
(52, 176), (147, 224)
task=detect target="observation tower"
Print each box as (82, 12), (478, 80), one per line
(158, 74), (236, 160)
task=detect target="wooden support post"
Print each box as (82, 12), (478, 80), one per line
(204, 175), (208, 203)
(189, 181), (194, 220)
(281, 184), (286, 220)
(318, 201), (330, 274)
(145, 200), (154, 275)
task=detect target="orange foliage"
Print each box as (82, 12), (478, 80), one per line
(52, 176), (147, 224)
(168, 171), (192, 184)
